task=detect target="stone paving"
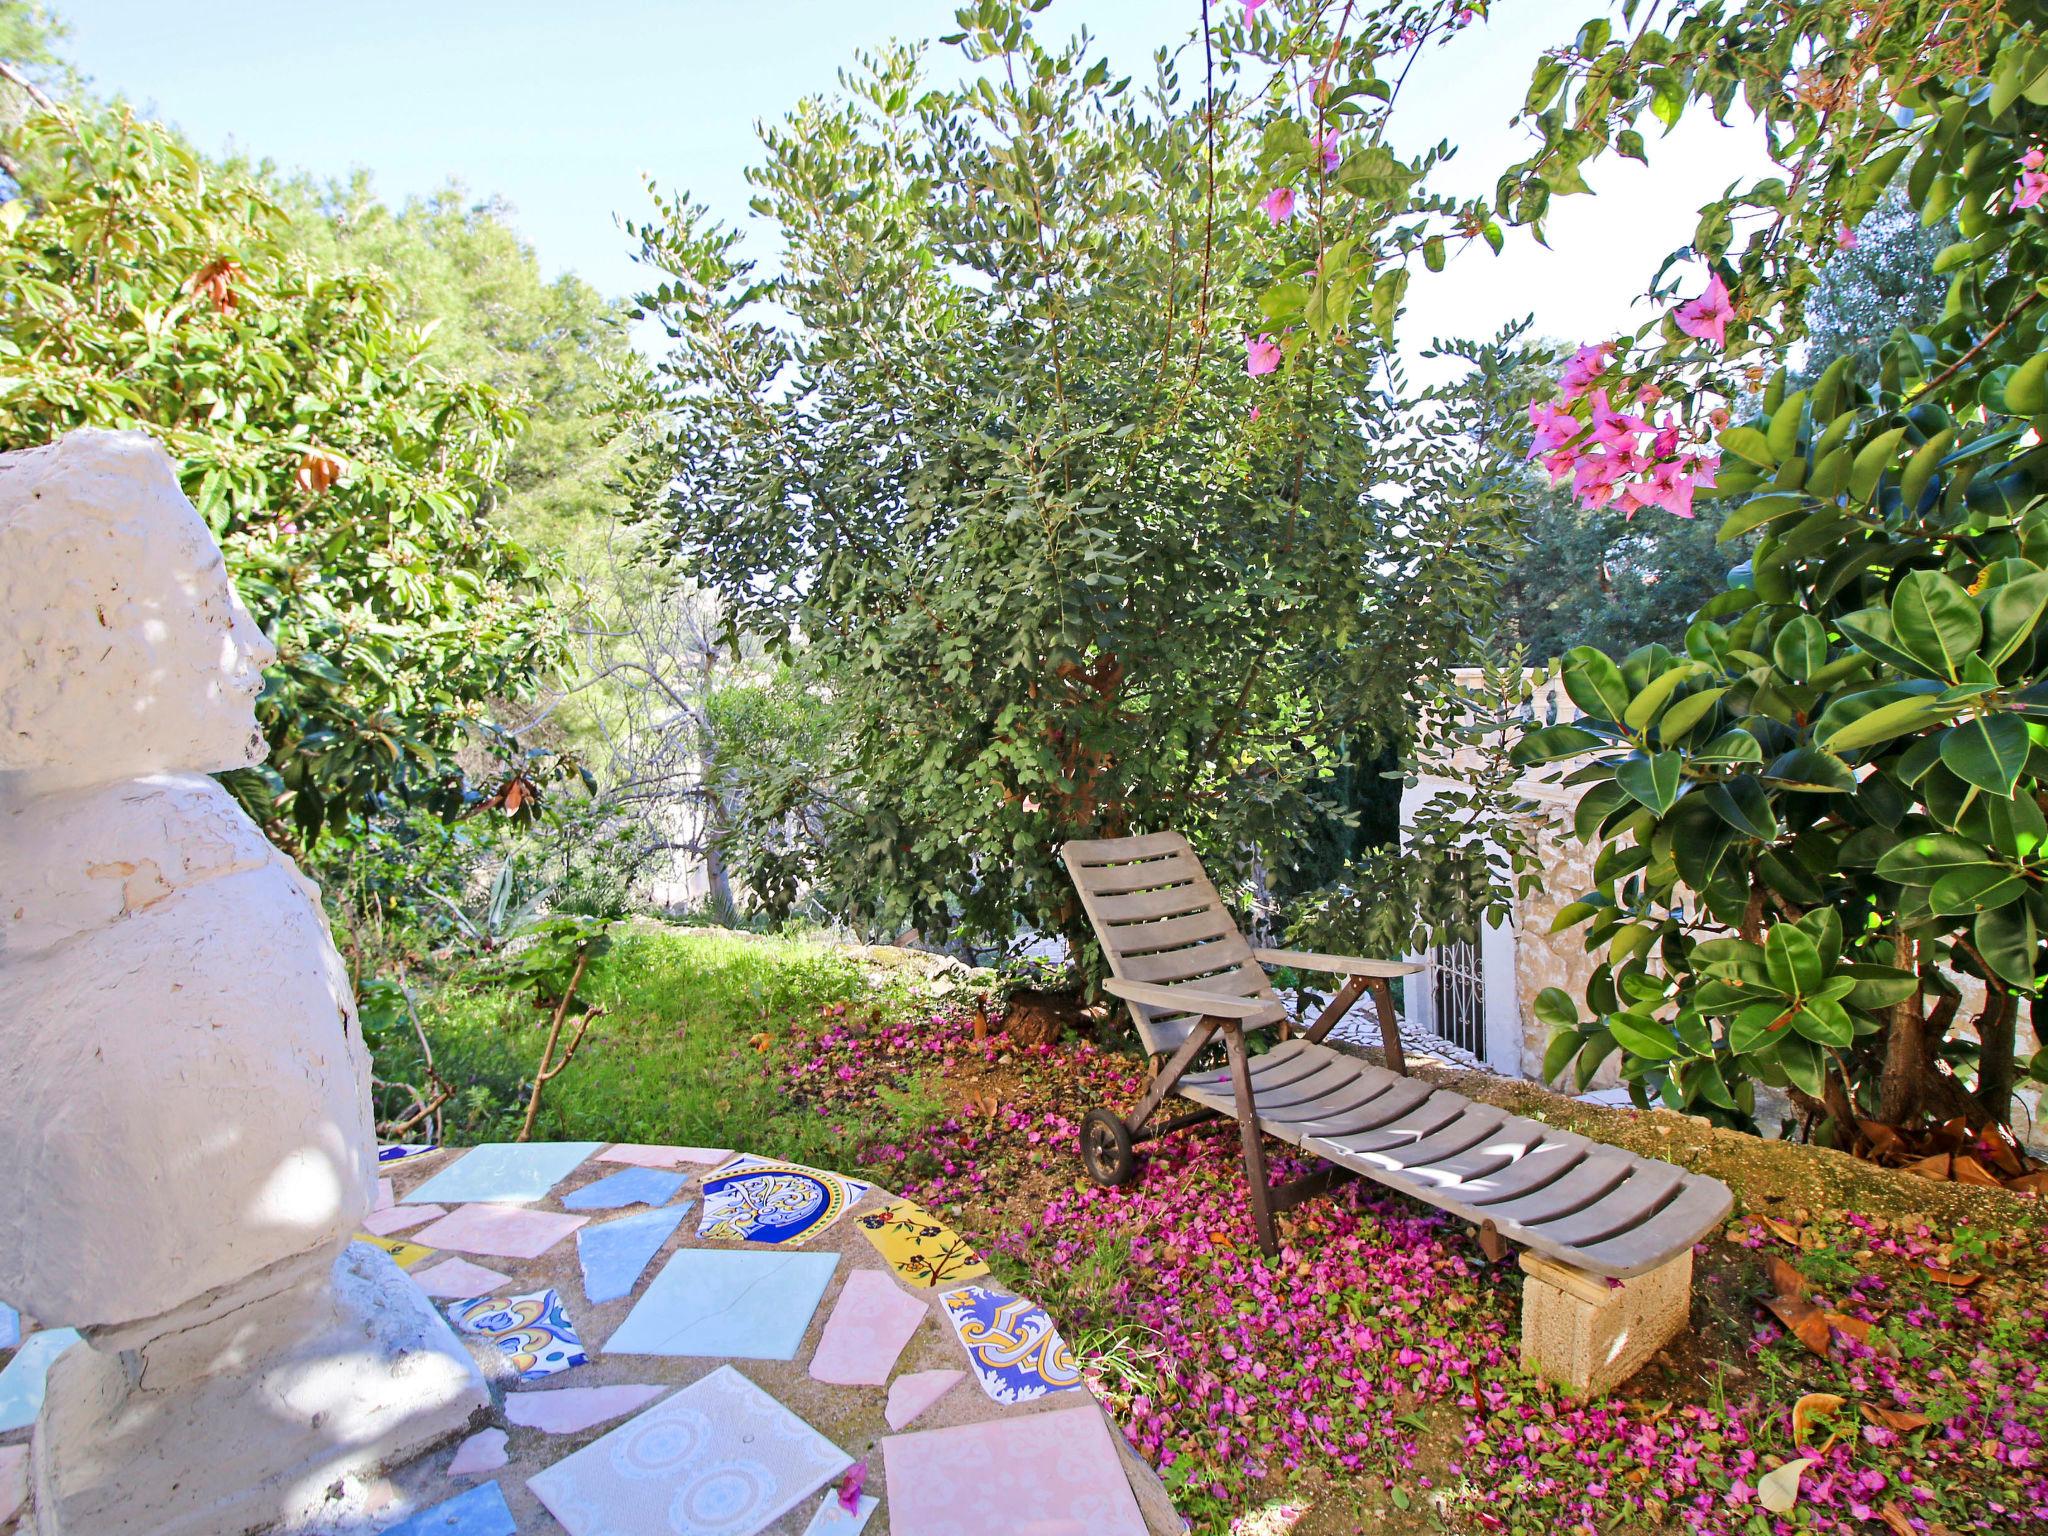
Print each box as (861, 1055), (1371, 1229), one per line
(0, 1141), (1180, 1536)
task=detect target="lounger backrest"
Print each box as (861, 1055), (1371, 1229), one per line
(1060, 831), (1281, 1055)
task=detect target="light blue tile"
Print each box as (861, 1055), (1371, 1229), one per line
(402, 1141), (602, 1205)
(606, 1248), (837, 1359)
(576, 1204), (689, 1304)
(0, 1327), (82, 1432)
(0, 1303), (18, 1351)
(561, 1166), (686, 1211)
(380, 1481), (516, 1536)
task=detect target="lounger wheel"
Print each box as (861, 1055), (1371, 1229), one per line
(1080, 1108), (1137, 1187)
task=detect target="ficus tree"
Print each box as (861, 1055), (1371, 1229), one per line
(629, 1), (1520, 953)
(1487, 0), (2048, 1143)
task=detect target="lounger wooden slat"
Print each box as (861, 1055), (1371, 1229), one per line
(1083, 853), (1207, 896)
(1120, 946), (1260, 986)
(1110, 909), (1241, 952)
(1570, 1178), (1731, 1275)
(1520, 1165), (1686, 1249)
(1258, 1074), (1402, 1127)
(1061, 829), (1735, 1356)
(1092, 885), (1222, 923)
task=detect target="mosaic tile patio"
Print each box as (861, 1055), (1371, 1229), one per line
(0, 1141), (1180, 1535)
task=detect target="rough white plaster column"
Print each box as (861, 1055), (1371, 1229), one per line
(0, 431), (486, 1536)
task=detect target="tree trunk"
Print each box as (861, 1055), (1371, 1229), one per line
(1975, 985), (2018, 1129)
(1877, 931), (1925, 1126)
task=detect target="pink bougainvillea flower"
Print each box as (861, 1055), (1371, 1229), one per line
(2027, 146), (2046, 169)
(1246, 334), (1283, 377)
(1315, 128), (1342, 172)
(838, 1461), (867, 1513)
(1243, 0), (1266, 19)
(1587, 389), (1650, 450)
(1674, 272), (1735, 347)
(1836, 224), (1860, 250)
(1260, 185), (1297, 224)
(2015, 160), (2048, 211)
(1526, 399), (1579, 457)
(1651, 416), (1681, 458)
(1558, 341), (1613, 400)
(1248, 404), (1261, 421)
(1397, 26), (1420, 46)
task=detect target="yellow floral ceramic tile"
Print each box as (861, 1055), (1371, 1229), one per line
(355, 1232), (434, 1269)
(856, 1200), (989, 1288)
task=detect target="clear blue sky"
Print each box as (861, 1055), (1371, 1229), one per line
(56, 1), (1770, 374)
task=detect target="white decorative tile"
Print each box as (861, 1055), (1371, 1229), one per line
(527, 1364), (849, 1536)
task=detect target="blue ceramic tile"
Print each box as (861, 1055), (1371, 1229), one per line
(0, 1303), (18, 1351)
(605, 1248), (838, 1359)
(0, 1327), (82, 1432)
(938, 1285), (1083, 1405)
(576, 1204), (689, 1304)
(561, 1166), (686, 1211)
(446, 1289), (587, 1382)
(403, 1141), (602, 1205)
(381, 1481), (517, 1536)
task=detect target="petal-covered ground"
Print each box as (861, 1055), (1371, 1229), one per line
(782, 1007), (2048, 1535)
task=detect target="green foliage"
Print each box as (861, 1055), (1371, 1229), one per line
(631, 13), (1518, 952)
(406, 929), (898, 1151)
(0, 102), (568, 839)
(1499, 1), (2048, 1135)
(1290, 652), (1543, 961)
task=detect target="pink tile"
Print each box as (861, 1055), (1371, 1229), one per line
(373, 1177), (396, 1212)
(411, 1204), (586, 1261)
(0, 1444), (26, 1526)
(447, 1427), (509, 1477)
(505, 1384), (666, 1433)
(363, 1201), (445, 1237)
(885, 1369), (962, 1430)
(410, 1256), (515, 1300)
(882, 1404), (1147, 1536)
(808, 1270), (927, 1386)
(597, 1143), (731, 1169)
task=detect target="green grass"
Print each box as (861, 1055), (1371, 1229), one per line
(412, 926), (917, 1158)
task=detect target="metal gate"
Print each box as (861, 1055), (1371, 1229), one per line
(1430, 938), (1487, 1061)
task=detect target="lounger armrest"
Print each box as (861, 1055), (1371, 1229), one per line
(1101, 978), (1276, 1021)
(1254, 948), (1424, 979)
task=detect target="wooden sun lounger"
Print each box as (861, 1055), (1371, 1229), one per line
(1061, 831), (1735, 1392)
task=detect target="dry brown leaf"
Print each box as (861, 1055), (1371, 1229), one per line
(2009, 1171), (2048, 1196)
(1877, 1502), (1915, 1536)
(748, 1032), (774, 1053)
(295, 449), (343, 496)
(1791, 1392), (1845, 1448)
(1899, 1152), (1957, 1182)
(1949, 1154), (2005, 1189)
(1764, 1294), (1833, 1358)
(1857, 1119), (1906, 1160)
(1765, 1255), (1809, 1299)
(1858, 1403), (1931, 1434)
(1757, 1457), (1813, 1515)
(184, 257), (243, 312)
(1977, 1122), (2028, 1178)
(1760, 1216), (1805, 1247)
(1478, 1220), (1510, 1263)
(1922, 1266), (1982, 1289)
(1822, 1311), (1873, 1344)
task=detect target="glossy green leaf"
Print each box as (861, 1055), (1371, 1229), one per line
(1606, 1011), (1686, 1062)
(1939, 714), (2030, 797)
(1890, 570), (1982, 681)
(1512, 723), (1607, 765)
(1766, 922), (1825, 998)
(1560, 646), (1630, 722)
(1762, 747), (1857, 793)
(1615, 751), (1682, 814)
(1702, 776), (1779, 840)
(1975, 901), (2040, 988)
